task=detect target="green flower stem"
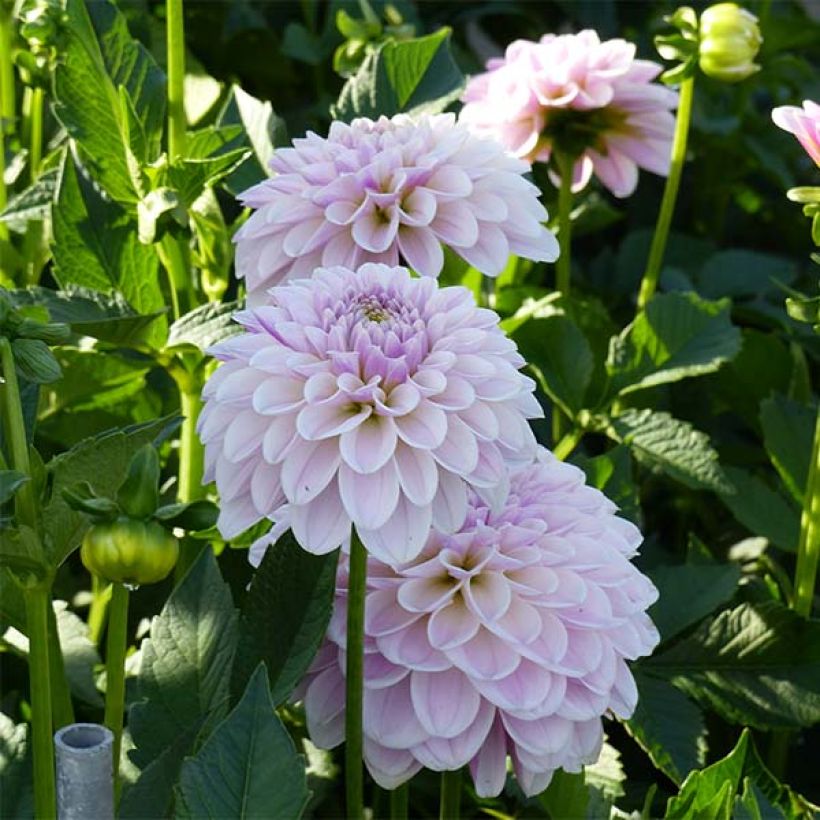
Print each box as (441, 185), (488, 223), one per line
(345, 528), (367, 820)
(480, 274), (495, 310)
(103, 582), (129, 799)
(158, 233), (194, 320)
(554, 152), (575, 299)
(0, 5), (12, 245)
(636, 75), (695, 310)
(178, 388), (204, 503)
(87, 573), (112, 646)
(793, 406), (820, 618)
(24, 585), (57, 820)
(25, 86), (44, 183)
(390, 783), (409, 820)
(46, 604), (75, 729)
(439, 769), (461, 820)
(166, 0), (186, 162)
(553, 427), (583, 462)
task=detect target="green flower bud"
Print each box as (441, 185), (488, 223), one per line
(699, 3), (762, 83)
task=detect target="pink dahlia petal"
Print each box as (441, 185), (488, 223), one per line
(202, 264), (540, 558)
(235, 114), (557, 300)
(772, 100), (820, 167)
(296, 445), (659, 795)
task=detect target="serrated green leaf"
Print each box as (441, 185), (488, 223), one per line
(606, 292), (741, 397)
(513, 315), (593, 417)
(626, 672), (706, 785)
(175, 665), (310, 819)
(231, 532), (338, 706)
(42, 416), (177, 569)
(0, 471), (29, 505)
(759, 395), (816, 504)
(665, 729), (816, 818)
(129, 548), (238, 769)
(51, 154), (166, 349)
(607, 409), (733, 494)
(53, 0), (165, 202)
(0, 167), (60, 233)
(166, 301), (241, 352)
(645, 601), (820, 729)
(698, 250), (797, 299)
(5, 286), (164, 347)
(719, 466), (800, 552)
(0, 711), (34, 819)
(647, 561), (741, 642)
(166, 149), (250, 210)
(333, 28), (464, 120)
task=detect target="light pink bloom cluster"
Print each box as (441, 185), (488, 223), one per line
(234, 113), (559, 303)
(289, 448), (659, 795)
(772, 100), (820, 167)
(199, 264), (542, 566)
(460, 30), (678, 198)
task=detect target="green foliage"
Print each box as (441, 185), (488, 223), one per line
(646, 601), (820, 729)
(0, 712), (33, 819)
(166, 301), (241, 353)
(760, 394), (815, 504)
(230, 532), (339, 706)
(128, 548), (238, 769)
(333, 28), (463, 120)
(175, 665), (310, 819)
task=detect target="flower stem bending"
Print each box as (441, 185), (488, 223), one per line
(637, 75), (695, 310)
(439, 768), (461, 820)
(104, 582), (130, 799)
(346, 528), (367, 820)
(793, 406), (820, 618)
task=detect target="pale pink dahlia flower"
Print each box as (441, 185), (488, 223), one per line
(460, 30), (678, 198)
(233, 113), (559, 303)
(772, 100), (820, 167)
(288, 448), (659, 795)
(198, 264), (542, 565)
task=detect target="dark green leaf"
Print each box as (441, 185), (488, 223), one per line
(0, 569), (28, 633)
(645, 601), (820, 729)
(720, 467), (800, 552)
(166, 301), (241, 352)
(231, 532), (338, 706)
(175, 665), (310, 819)
(11, 338), (62, 384)
(0, 471), (29, 505)
(153, 500), (218, 532)
(116, 445), (160, 519)
(513, 315), (593, 417)
(697, 250), (797, 299)
(51, 154), (166, 349)
(54, 601), (103, 707)
(52, 0), (165, 202)
(607, 409), (734, 494)
(43, 416), (178, 568)
(539, 771), (589, 819)
(665, 729), (816, 818)
(129, 548), (238, 769)
(166, 150), (250, 210)
(606, 292), (741, 397)
(575, 445), (640, 524)
(626, 672), (706, 786)
(759, 394), (816, 504)
(648, 561), (741, 642)
(333, 29), (464, 120)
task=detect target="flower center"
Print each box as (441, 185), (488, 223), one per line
(542, 105), (629, 157)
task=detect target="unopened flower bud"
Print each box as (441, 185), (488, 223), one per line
(699, 3), (762, 82)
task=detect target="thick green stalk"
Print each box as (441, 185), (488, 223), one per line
(390, 783), (409, 820)
(554, 152), (575, 299)
(637, 76), (695, 310)
(47, 604), (75, 728)
(87, 573), (112, 646)
(166, 0), (186, 162)
(553, 427), (583, 462)
(104, 582), (129, 798)
(345, 529), (367, 820)
(25, 586), (56, 820)
(0, 6), (13, 244)
(439, 769), (461, 820)
(178, 388), (204, 503)
(793, 406), (820, 617)
(25, 86), (44, 183)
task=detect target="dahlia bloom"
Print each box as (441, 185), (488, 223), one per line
(772, 100), (820, 167)
(199, 263), (542, 565)
(460, 30), (678, 198)
(289, 448), (659, 795)
(234, 113), (559, 303)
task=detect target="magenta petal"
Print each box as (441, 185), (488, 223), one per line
(394, 444), (439, 506)
(397, 226), (444, 278)
(290, 478), (350, 555)
(281, 438), (341, 504)
(430, 470), (468, 533)
(469, 715), (508, 798)
(427, 597), (481, 650)
(339, 414), (397, 474)
(410, 668), (481, 738)
(304, 666), (346, 749)
(363, 739), (423, 790)
(447, 628), (521, 681)
(357, 494), (433, 566)
(338, 461), (400, 530)
(364, 678), (428, 749)
(394, 401), (448, 450)
(414, 699), (495, 771)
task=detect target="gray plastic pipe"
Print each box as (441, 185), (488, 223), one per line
(54, 723), (114, 820)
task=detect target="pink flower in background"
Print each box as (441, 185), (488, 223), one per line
(234, 114), (558, 303)
(460, 30), (678, 198)
(288, 448), (659, 795)
(199, 264), (541, 565)
(772, 100), (820, 167)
